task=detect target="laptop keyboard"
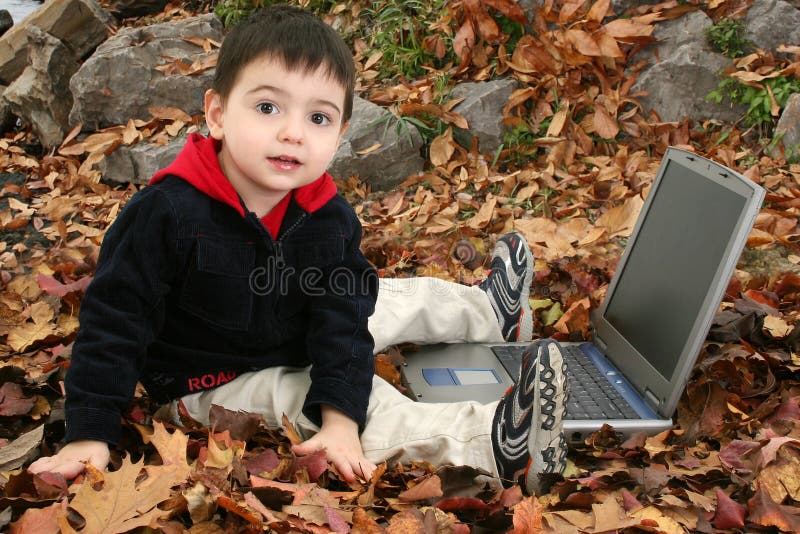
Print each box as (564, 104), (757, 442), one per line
(491, 344), (640, 420)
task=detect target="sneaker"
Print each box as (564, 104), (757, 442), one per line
(480, 232), (534, 341)
(491, 339), (568, 495)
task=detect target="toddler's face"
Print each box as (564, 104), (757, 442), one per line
(205, 55), (348, 214)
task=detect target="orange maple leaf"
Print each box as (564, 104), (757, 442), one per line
(58, 456), (182, 534)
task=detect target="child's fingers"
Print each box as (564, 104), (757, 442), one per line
(29, 456), (86, 479)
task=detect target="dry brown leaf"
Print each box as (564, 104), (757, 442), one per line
(546, 105), (569, 137)
(59, 456), (179, 534)
(602, 18), (654, 39)
(356, 143), (382, 155)
(143, 421), (192, 481)
(398, 475), (443, 502)
(430, 128), (455, 167)
(630, 506), (684, 533)
(281, 413), (304, 445)
(764, 314), (793, 338)
(149, 106), (193, 122)
(586, 0), (610, 23)
(9, 501), (62, 534)
(565, 29), (602, 56)
(592, 494), (640, 531)
(593, 105), (620, 140)
(595, 194), (644, 237)
(509, 496), (543, 533)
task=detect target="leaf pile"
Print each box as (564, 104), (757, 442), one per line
(1, 0), (800, 532)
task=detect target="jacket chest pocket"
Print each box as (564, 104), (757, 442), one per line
(277, 236), (346, 319)
(179, 237), (256, 331)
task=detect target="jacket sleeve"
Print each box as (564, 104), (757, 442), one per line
(65, 187), (178, 445)
(302, 209), (378, 431)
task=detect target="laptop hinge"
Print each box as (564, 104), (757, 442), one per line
(594, 336), (607, 354)
(644, 389), (661, 411)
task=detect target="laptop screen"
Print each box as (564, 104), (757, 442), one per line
(602, 159), (749, 379)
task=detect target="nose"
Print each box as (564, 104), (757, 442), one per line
(278, 115), (303, 144)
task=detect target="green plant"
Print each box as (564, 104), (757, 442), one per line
(369, 111), (445, 147)
(213, 0), (339, 27)
(707, 76), (800, 133)
(365, 0), (452, 80)
(214, 0), (263, 27)
(705, 18), (751, 58)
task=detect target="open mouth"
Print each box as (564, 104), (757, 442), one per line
(269, 155), (301, 165)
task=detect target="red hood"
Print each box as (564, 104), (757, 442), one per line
(150, 133), (338, 216)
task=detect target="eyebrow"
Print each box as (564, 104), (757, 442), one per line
(245, 84), (341, 115)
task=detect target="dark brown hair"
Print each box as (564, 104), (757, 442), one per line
(212, 4), (355, 122)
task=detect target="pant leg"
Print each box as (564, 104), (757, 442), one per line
(370, 277), (503, 352)
(180, 366), (499, 475)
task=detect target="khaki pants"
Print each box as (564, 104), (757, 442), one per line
(180, 277), (504, 474)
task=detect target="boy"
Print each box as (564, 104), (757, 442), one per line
(29, 5), (568, 494)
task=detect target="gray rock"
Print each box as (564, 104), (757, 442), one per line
(4, 27), (79, 148)
(0, 10), (12, 39)
(632, 43), (745, 123)
(99, 133), (189, 185)
(328, 96), (424, 191)
(738, 245), (800, 276)
(450, 78), (519, 155)
(69, 14), (223, 131)
(745, 0), (800, 53)
(0, 0), (112, 84)
(635, 10), (713, 66)
(771, 93), (800, 159)
(0, 85), (13, 134)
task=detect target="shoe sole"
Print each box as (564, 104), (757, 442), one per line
(526, 340), (567, 494)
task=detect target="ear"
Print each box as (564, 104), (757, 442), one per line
(204, 89), (225, 140)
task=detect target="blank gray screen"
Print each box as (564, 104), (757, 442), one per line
(603, 160), (747, 379)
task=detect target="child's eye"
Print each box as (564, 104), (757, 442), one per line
(310, 112), (331, 126)
(257, 102), (278, 114)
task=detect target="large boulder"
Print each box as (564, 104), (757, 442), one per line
(631, 11), (746, 123)
(328, 96), (424, 190)
(69, 14), (223, 131)
(744, 0), (800, 53)
(0, 0), (112, 85)
(3, 27), (80, 147)
(450, 78), (519, 155)
(633, 44), (744, 122)
(635, 10), (712, 66)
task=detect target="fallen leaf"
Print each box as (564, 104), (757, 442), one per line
(37, 274), (92, 297)
(9, 501), (61, 534)
(0, 424), (43, 471)
(430, 128), (455, 167)
(510, 496), (543, 533)
(712, 488), (746, 529)
(282, 413), (304, 446)
(59, 456), (180, 534)
(747, 486), (800, 533)
(398, 475), (443, 502)
(143, 421), (192, 481)
(0, 382), (35, 416)
(764, 314), (793, 338)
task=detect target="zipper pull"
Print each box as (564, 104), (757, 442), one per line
(274, 241), (285, 269)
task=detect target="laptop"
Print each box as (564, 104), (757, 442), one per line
(400, 147), (765, 444)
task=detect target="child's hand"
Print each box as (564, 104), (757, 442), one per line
(292, 405), (376, 483)
(28, 439), (110, 479)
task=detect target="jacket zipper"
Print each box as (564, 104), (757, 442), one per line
(274, 212), (308, 268)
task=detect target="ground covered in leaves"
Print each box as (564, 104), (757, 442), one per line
(1, 0), (800, 532)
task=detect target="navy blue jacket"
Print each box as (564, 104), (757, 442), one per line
(65, 134), (378, 445)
